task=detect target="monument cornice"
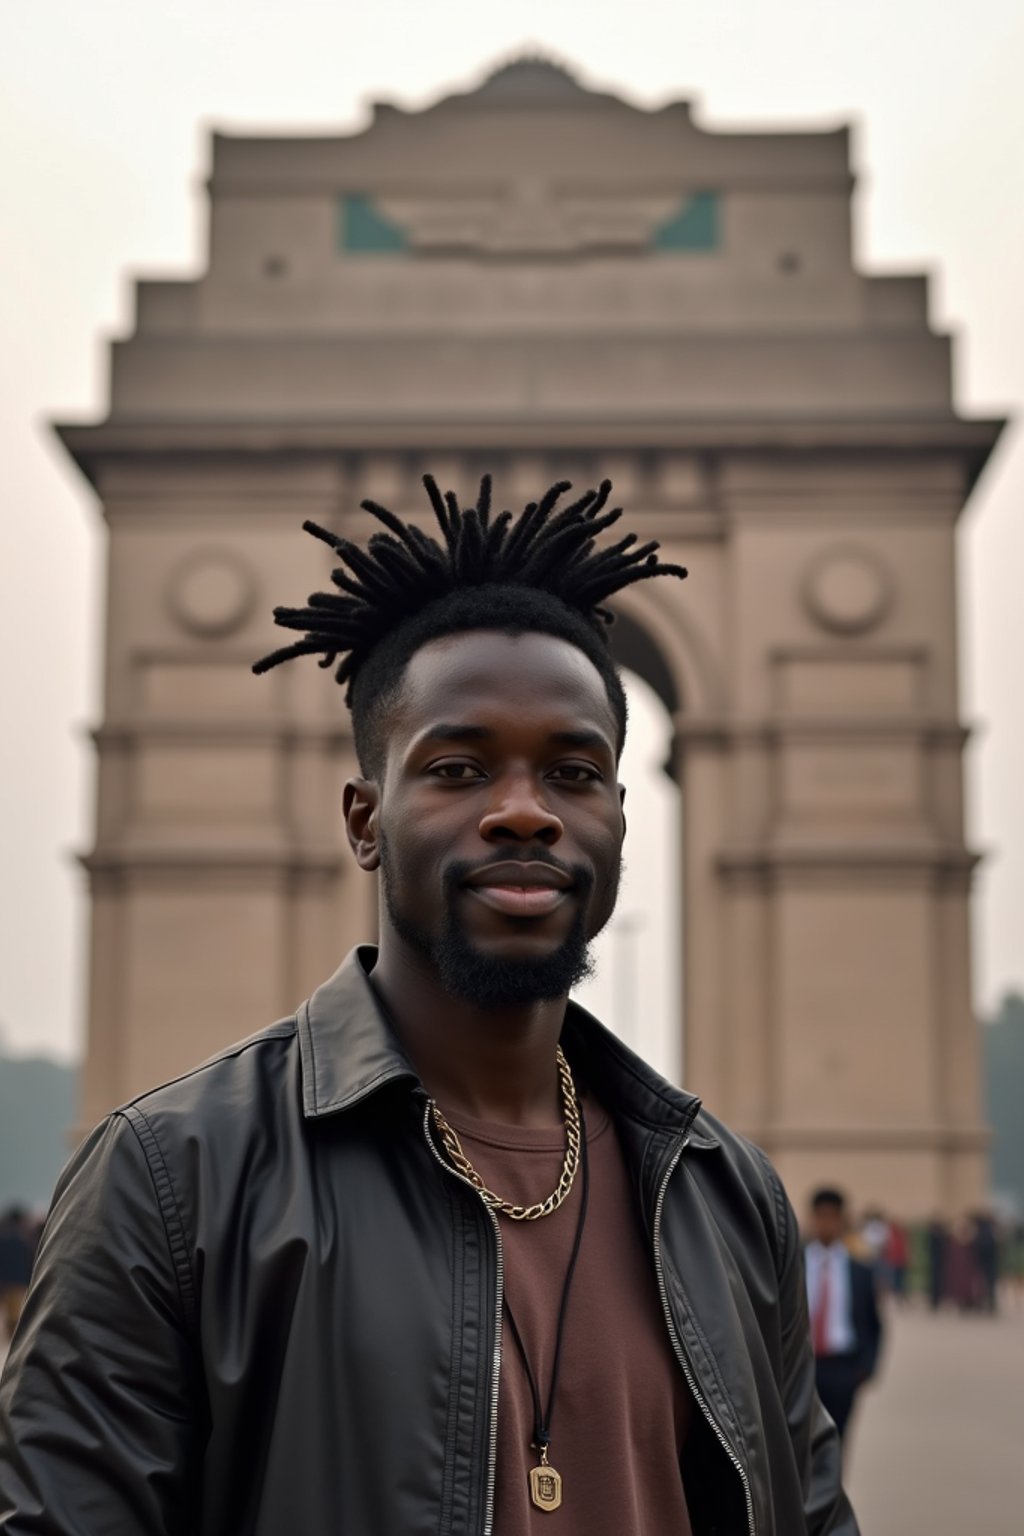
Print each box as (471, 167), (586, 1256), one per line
(206, 173), (858, 199)
(56, 414), (1004, 493)
(716, 840), (981, 881)
(91, 721), (354, 748)
(672, 714), (972, 747)
(81, 845), (349, 880)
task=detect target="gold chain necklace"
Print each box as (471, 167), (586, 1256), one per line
(429, 1046), (581, 1221)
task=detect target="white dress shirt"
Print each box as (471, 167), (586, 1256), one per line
(804, 1240), (856, 1355)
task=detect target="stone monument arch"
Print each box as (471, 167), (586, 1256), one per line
(58, 57), (1003, 1214)
(607, 605), (682, 723)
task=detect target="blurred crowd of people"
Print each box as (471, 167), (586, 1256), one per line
(0, 1207), (41, 1344)
(848, 1205), (1023, 1314)
(801, 1188), (1024, 1455)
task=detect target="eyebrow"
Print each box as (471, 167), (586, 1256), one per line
(420, 724), (494, 744)
(547, 729), (611, 751)
(419, 724), (612, 752)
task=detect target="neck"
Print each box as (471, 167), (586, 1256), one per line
(370, 934), (567, 1128)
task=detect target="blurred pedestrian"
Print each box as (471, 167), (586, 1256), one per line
(925, 1216), (949, 1309)
(804, 1188), (883, 1445)
(1007, 1221), (1024, 1310)
(945, 1217), (981, 1311)
(885, 1219), (910, 1304)
(0, 1209), (33, 1342)
(859, 1208), (892, 1293)
(971, 1211), (999, 1314)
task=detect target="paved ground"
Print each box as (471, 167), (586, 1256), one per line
(847, 1303), (1024, 1534)
(3, 1303), (1023, 1529)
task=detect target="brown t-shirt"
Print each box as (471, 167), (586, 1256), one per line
(446, 1097), (693, 1536)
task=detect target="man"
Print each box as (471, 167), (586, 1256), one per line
(1, 475), (856, 1533)
(0, 1212), (32, 1344)
(926, 1215), (949, 1309)
(971, 1210), (1000, 1314)
(804, 1188), (883, 1445)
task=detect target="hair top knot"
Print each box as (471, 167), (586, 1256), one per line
(252, 473), (688, 701)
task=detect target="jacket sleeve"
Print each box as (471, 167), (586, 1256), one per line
(769, 1169), (859, 1536)
(0, 1112), (204, 1534)
(854, 1262), (884, 1382)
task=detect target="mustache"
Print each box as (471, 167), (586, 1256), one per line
(444, 852), (594, 897)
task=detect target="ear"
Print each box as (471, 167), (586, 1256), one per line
(618, 781), (627, 838)
(344, 777), (382, 871)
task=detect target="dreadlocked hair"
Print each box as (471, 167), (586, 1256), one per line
(253, 473), (688, 776)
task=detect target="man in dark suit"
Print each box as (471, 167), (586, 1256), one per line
(804, 1188), (883, 1444)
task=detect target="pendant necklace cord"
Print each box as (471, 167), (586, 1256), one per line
(502, 1100), (590, 1459)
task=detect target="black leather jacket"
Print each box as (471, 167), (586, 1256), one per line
(0, 948), (855, 1535)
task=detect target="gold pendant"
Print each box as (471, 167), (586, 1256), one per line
(529, 1460), (563, 1512)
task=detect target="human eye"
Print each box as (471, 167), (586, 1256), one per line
(548, 762), (602, 784)
(428, 760), (486, 782)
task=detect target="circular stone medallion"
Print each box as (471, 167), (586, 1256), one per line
(802, 545), (891, 635)
(165, 547), (257, 638)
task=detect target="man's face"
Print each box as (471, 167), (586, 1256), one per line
(357, 629), (625, 1008)
(811, 1202), (845, 1247)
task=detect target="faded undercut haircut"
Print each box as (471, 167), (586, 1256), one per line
(253, 474), (688, 776)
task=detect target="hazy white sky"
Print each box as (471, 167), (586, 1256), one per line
(1, 0), (1022, 1061)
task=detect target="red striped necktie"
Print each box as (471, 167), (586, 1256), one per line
(812, 1252), (831, 1357)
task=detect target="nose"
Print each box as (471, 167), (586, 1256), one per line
(478, 771), (564, 847)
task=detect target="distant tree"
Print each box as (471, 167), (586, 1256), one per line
(984, 992), (1024, 1215)
(0, 1048), (78, 1208)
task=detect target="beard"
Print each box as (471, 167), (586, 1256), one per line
(380, 840), (614, 1009)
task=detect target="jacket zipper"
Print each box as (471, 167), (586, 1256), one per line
(422, 1105), (505, 1536)
(653, 1137), (756, 1536)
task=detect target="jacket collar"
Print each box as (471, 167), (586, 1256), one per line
(561, 997), (714, 1145)
(298, 945), (715, 1146)
(298, 946), (418, 1118)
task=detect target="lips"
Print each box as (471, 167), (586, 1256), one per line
(463, 861), (573, 919)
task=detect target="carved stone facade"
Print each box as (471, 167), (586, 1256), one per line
(59, 59), (1002, 1214)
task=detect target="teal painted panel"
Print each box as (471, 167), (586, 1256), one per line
(339, 194), (407, 253)
(653, 191), (719, 251)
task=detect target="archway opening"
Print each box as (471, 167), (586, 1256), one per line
(571, 657), (683, 1085)
(607, 607), (679, 720)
